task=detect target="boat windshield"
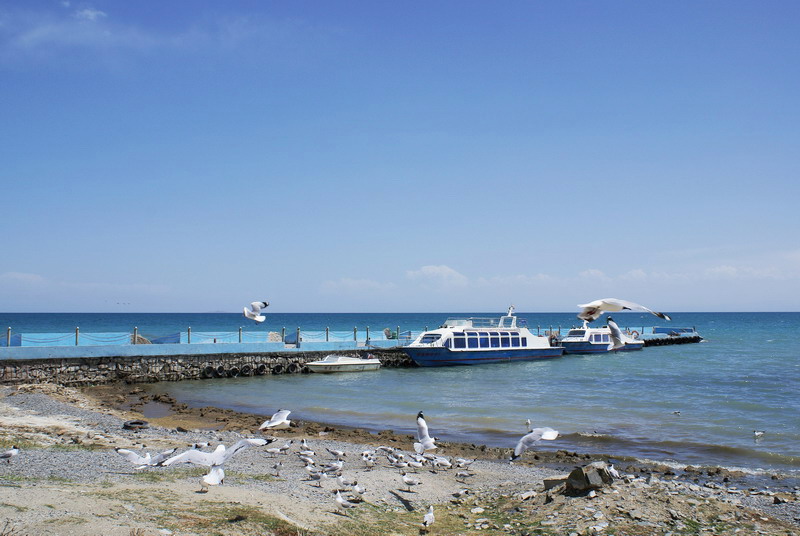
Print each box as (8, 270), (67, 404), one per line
(419, 334), (442, 344)
(567, 330), (585, 338)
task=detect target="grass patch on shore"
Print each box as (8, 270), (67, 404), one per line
(0, 437), (43, 450)
(0, 502), (28, 512)
(157, 502), (302, 536)
(129, 467), (206, 483)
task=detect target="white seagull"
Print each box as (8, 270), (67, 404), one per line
(243, 301), (269, 323)
(0, 446), (19, 464)
(199, 466), (225, 493)
(260, 409), (291, 431)
(511, 427), (559, 461)
(162, 438), (270, 468)
(422, 505), (435, 529)
(334, 490), (357, 514)
(115, 447), (177, 469)
(606, 316), (626, 350)
(414, 411), (437, 454)
(577, 298), (671, 323)
(401, 471), (421, 492)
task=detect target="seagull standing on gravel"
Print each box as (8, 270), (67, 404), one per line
(326, 447), (347, 460)
(243, 301), (269, 323)
(0, 446), (19, 464)
(260, 409), (291, 430)
(414, 411), (437, 454)
(401, 471), (421, 492)
(510, 427), (559, 461)
(577, 298), (671, 322)
(334, 490), (357, 514)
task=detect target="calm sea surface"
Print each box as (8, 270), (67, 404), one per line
(2, 311), (798, 474)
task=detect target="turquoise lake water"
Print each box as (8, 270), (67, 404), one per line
(2, 311), (798, 474)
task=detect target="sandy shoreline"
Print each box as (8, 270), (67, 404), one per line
(0, 383), (798, 535)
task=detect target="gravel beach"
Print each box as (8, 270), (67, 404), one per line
(0, 383), (798, 536)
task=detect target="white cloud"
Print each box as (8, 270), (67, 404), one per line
(578, 269), (611, 281)
(619, 269), (647, 281)
(74, 8), (106, 22)
(406, 265), (468, 287)
(0, 271), (46, 284)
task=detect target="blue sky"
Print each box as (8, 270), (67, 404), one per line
(1, 1), (798, 313)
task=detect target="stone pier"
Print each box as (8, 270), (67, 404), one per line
(0, 349), (415, 387)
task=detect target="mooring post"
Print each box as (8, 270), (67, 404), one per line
(366, 326), (370, 343)
(239, 327), (242, 343)
(396, 325), (400, 342)
(282, 327), (286, 343)
(133, 327), (138, 345)
(188, 327), (191, 344)
(6, 327), (10, 347)
(296, 327), (300, 346)
(353, 326), (357, 341)
(326, 327), (329, 341)
(75, 327), (79, 346)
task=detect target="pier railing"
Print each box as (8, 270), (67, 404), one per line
(1, 326), (426, 349)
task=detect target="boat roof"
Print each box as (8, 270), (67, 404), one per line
(440, 307), (525, 329)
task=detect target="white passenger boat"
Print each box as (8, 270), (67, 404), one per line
(560, 321), (644, 354)
(306, 354), (382, 373)
(402, 306), (564, 367)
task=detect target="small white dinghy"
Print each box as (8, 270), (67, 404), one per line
(306, 354), (381, 373)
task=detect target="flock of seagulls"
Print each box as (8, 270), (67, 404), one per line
(103, 409), (560, 527)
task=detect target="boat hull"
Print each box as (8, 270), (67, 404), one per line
(561, 341), (644, 354)
(307, 363), (381, 373)
(403, 347), (564, 367)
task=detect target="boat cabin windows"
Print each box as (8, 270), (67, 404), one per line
(590, 333), (610, 343)
(567, 330), (585, 338)
(419, 334), (442, 344)
(453, 333), (466, 348)
(455, 331), (526, 349)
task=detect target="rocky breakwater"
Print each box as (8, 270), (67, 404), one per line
(0, 349), (414, 386)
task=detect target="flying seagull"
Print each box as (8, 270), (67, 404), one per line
(606, 316), (626, 350)
(162, 438), (271, 468)
(115, 447), (177, 469)
(510, 427), (559, 461)
(260, 409), (291, 431)
(243, 301), (269, 323)
(162, 438), (270, 492)
(414, 411), (437, 454)
(577, 298), (671, 323)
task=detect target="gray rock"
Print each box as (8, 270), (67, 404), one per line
(566, 462), (617, 493)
